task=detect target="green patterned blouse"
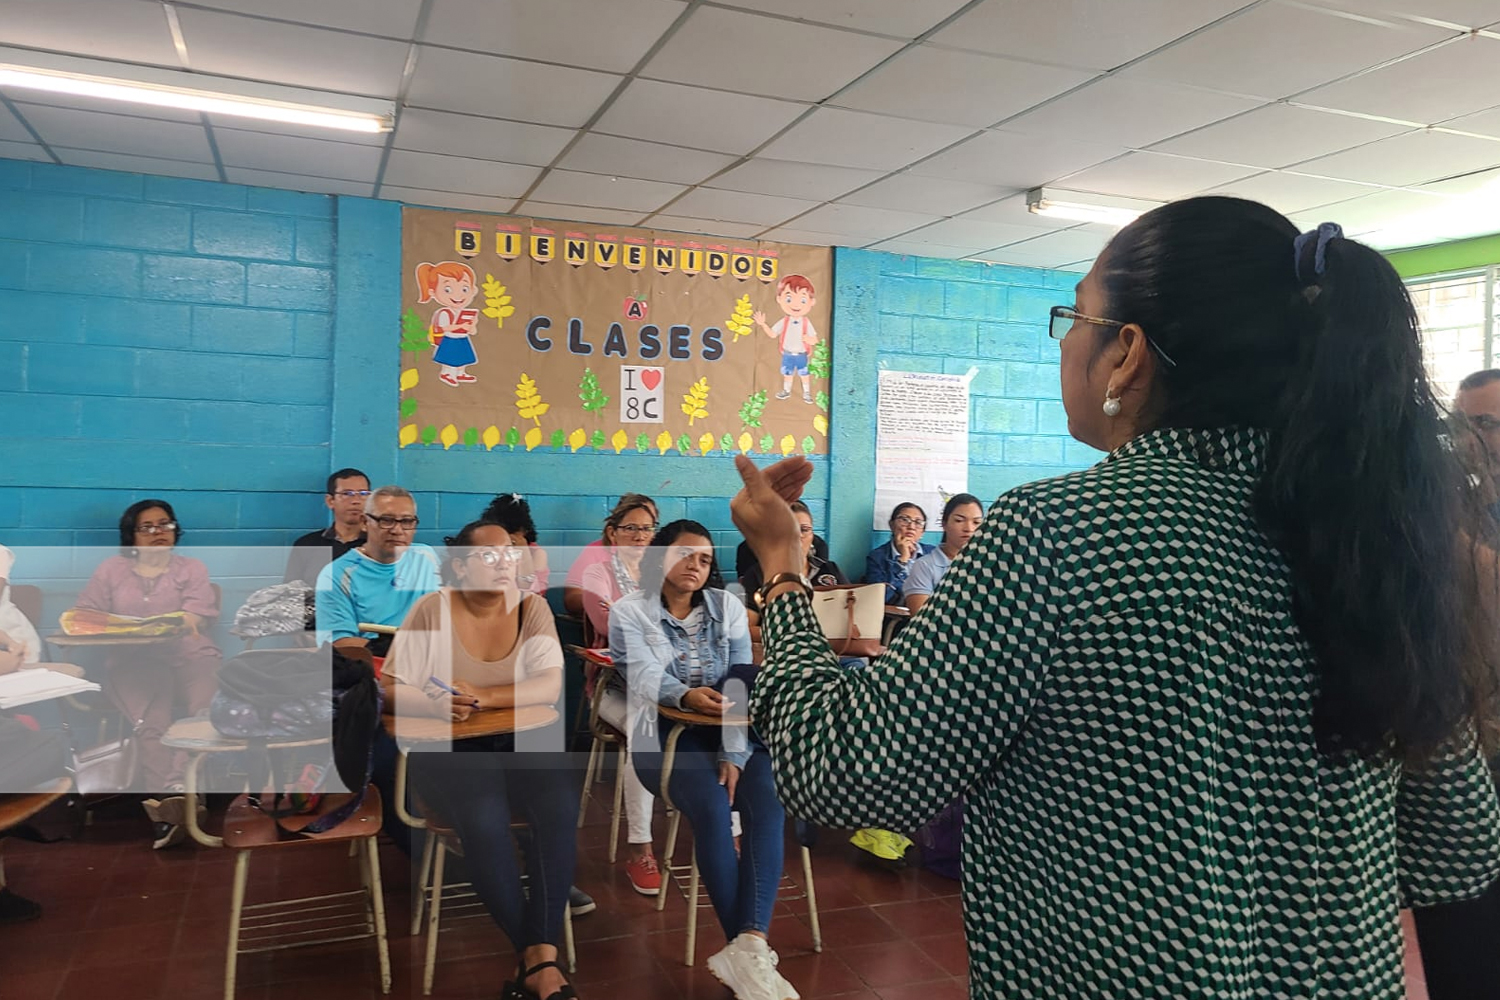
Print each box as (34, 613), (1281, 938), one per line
(754, 426), (1500, 999)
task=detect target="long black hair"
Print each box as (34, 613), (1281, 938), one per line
(118, 498), (182, 552)
(1095, 195), (1496, 761)
(638, 519), (724, 606)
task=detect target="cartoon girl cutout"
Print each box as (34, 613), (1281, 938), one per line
(416, 261), (480, 386)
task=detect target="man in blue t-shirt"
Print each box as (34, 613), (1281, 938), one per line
(315, 485), (439, 657)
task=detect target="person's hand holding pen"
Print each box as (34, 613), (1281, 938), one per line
(427, 676), (481, 721)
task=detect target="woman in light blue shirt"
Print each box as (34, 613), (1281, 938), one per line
(902, 493), (984, 613)
(610, 520), (797, 1000)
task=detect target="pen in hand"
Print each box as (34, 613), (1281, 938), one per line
(427, 675), (480, 707)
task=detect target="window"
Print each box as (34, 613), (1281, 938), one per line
(1406, 267), (1497, 405)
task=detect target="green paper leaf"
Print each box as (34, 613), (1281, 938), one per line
(801, 435), (816, 454)
(505, 427), (520, 450)
(636, 433), (650, 454)
(590, 429), (606, 450)
(720, 433), (735, 452)
(399, 398), (418, 418)
(816, 390), (830, 412)
(549, 429), (566, 449)
(760, 434), (775, 453)
(676, 433), (692, 455)
(420, 425), (437, 445)
(463, 427), (479, 447)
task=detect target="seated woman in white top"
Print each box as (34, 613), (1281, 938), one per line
(384, 519), (579, 1000)
(0, 544), (41, 669)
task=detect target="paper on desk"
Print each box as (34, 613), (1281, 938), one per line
(0, 667), (102, 709)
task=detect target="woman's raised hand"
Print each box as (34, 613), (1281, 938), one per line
(731, 455), (812, 576)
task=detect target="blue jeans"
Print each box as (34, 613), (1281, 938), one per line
(409, 735), (579, 951)
(634, 723), (784, 938)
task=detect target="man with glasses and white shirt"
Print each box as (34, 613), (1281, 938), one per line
(284, 468), (371, 587)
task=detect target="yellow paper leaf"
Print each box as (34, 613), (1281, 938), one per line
(399, 368), (419, 391)
(440, 424), (459, 449)
(399, 424), (418, 447)
(656, 430), (674, 455)
(814, 414), (828, 436)
(569, 428), (586, 452)
(525, 426), (542, 451)
(699, 432), (715, 455)
(611, 429), (628, 454)
(482, 425), (501, 450)
(780, 435), (796, 456)
(738, 432), (753, 454)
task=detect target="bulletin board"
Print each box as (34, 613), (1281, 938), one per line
(398, 207), (834, 457)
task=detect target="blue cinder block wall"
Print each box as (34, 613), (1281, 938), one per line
(0, 159), (1098, 626)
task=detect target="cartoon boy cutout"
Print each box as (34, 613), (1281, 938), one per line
(754, 273), (818, 404)
(416, 261), (480, 386)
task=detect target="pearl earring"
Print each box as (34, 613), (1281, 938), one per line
(1102, 393), (1122, 417)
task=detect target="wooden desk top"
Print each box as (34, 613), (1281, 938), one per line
(356, 622), (399, 635)
(162, 716), (330, 752)
(658, 705), (750, 728)
(0, 778), (72, 832)
(384, 704), (559, 745)
(45, 632), (183, 648)
(883, 605), (911, 618)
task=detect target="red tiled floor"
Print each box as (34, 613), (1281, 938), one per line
(0, 791), (1435, 999)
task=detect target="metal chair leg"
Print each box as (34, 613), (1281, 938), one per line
(657, 810), (681, 913)
(801, 846), (822, 953)
(422, 839), (447, 996)
(684, 850), (700, 967)
(224, 851), (250, 1000)
(563, 903), (576, 973)
(365, 837), (392, 992)
(607, 744), (626, 864)
(411, 830), (436, 936)
(577, 737), (601, 829)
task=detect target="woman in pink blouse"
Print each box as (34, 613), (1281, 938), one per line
(70, 499), (221, 846)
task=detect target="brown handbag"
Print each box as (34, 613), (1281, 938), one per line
(73, 731), (139, 796)
(812, 584), (886, 659)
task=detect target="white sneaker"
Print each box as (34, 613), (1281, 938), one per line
(763, 944), (799, 999)
(707, 934), (786, 1000)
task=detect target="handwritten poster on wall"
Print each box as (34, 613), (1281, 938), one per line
(873, 370), (972, 528)
(397, 207), (834, 457)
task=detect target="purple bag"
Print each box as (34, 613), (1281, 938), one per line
(917, 798), (963, 880)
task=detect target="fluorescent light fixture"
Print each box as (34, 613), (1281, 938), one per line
(0, 47), (393, 133)
(1026, 188), (1157, 228)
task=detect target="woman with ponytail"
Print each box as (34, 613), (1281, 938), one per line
(733, 196), (1500, 1000)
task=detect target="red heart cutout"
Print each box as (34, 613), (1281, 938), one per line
(641, 369), (661, 390)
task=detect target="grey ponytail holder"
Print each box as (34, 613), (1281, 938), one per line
(1293, 222), (1343, 286)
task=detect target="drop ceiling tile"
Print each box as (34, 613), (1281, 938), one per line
(57, 147), (221, 180)
(1415, 165), (1500, 196)
(0, 138), (52, 163)
(1003, 77), (1262, 147)
(594, 80), (806, 154)
(1287, 188), (1452, 235)
(0, 103), (31, 143)
(956, 192), (1079, 229)
(715, 0), (971, 37)
(184, 0), (422, 35)
(9, 92), (200, 124)
(1057, 151), (1260, 200)
(529, 169), (685, 213)
(868, 239), (975, 259)
(642, 216), (765, 239)
(558, 134), (737, 185)
(514, 202), (648, 226)
(1000, 227), (1112, 261)
(382, 150), (539, 197)
(788, 203), (942, 242)
(644, 7), (901, 102)
(757, 227), (846, 246)
(423, 0), (685, 72)
(1200, 171), (1385, 213)
(224, 167), (375, 197)
(1124, 2), (1449, 100)
(1150, 104), (1413, 169)
(908, 130), (1124, 188)
(214, 128), (383, 181)
(664, 188), (820, 226)
(1293, 129), (1500, 186)
(974, 246), (1085, 268)
(379, 185), (519, 214)
(18, 104), (212, 162)
(407, 48), (620, 126)
(1297, 34), (1500, 124)
(838, 174), (1015, 216)
(1444, 107), (1500, 139)
(200, 117), (388, 146)
(930, 0), (1251, 72)
(393, 109), (572, 167)
(900, 217), (1058, 252)
(834, 46), (1096, 128)
(709, 158), (884, 200)
(0, 0), (179, 65)
(1315, 0), (1500, 30)
(759, 108), (973, 171)
(175, 7), (411, 98)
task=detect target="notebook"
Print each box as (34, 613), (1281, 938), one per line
(0, 668), (102, 710)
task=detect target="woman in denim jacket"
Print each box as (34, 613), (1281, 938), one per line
(610, 520), (798, 1000)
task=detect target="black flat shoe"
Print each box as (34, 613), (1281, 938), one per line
(516, 959), (578, 1000)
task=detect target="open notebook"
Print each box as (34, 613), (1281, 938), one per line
(0, 668), (101, 710)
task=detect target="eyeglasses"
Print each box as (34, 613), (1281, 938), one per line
(1467, 414), (1500, 432)
(468, 549), (523, 567)
(797, 525), (814, 536)
(137, 522), (177, 535)
(1049, 305), (1178, 368)
(614, 524), (659, 537)
(366, 514), (419, 530)
(331, 489), (373, 498)
(892, 516), (927, 529)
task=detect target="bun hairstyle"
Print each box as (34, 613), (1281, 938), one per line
(481, 493), (537, 544)
(1094, 195), (1497, 761)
